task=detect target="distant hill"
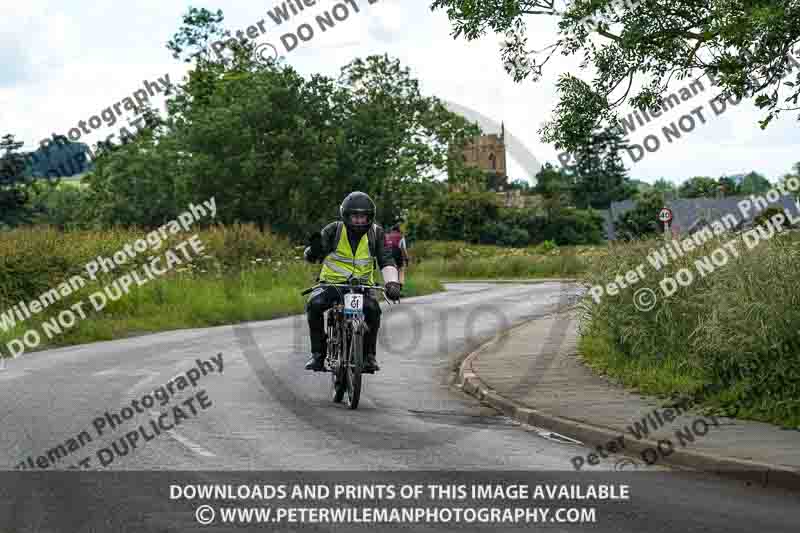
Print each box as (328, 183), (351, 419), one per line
(23, 139), (93, 179)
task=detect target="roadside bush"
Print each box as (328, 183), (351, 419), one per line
(478, 221), (504, 245)
(615, 191), (664, 240)
(502, 227), (530, 247)
(0, 224), (297, 311)
(753, 206), (786, 228)
(29, 181), (94, 230)
(580, 232), (800, 427)
(405, 208), (438, 242)
(415, 254), (588, 279)
(540, 239), (558, 252)
(436, 191), (499, 242)
(542, 208), (605, 245)
(410, 201), (603, 247)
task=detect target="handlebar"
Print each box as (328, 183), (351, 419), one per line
(300, 283), (386, 296)
(301, 282), (399, 305)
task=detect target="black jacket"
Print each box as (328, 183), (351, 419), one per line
(315, 221), (396, 270)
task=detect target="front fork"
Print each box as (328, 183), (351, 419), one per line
(324, 306), (344, 371)
(325, 300), (369, 371)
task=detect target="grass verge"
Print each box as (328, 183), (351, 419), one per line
(410, 240), (603, 280)
(0, 225), (443, 357)
(1, 265), (443, 355)
(579, 231), (800, 428)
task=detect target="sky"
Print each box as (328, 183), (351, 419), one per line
(1, 0), (799, 185)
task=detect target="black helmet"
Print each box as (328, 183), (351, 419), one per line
(340, 191), (376, 233)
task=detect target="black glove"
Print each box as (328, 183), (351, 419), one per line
(308, 231), (323, 253)
(303, 246), (318, 263)
(385, 281), (402, 301)
(305, 232), (323, 263)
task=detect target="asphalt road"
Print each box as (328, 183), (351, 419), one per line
(1, 281), (798, 532)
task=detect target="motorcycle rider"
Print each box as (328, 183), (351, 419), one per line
(303, 192), (403, 373)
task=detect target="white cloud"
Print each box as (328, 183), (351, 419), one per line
(1, 0), (797, 182)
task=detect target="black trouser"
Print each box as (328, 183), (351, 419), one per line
(306, 286), (381, 356)
(391, 247), (405, 268)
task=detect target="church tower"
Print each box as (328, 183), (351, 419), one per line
(459, 124), (507, 190)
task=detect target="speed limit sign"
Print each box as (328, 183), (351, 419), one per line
(658, 207), (673, 223)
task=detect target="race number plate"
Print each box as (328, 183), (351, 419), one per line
(344, 294), (363, 315)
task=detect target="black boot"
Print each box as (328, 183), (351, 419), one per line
(363, 353), (379, 373)
(305, 352), (326, 371)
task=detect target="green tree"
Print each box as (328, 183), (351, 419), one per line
(567, 126), (635, 209)
(437, 191), (499, 243)
(508, 178), (531, 192)
(615, 190), (666, 240)
(534, 162), (572, 217)
(431, 0), (800, 153)
(652, 178), (678, 198)
(738, 171), (772, 195)
(337, 54), (481, 226)
(0, 134), (42, 228)
(779, 162), (800, 201)
(629, 179), (652, 196)
(29, 182), (93, 230)
(717, 176), (740, 197)
(542, 208), (605, 245)
(678, 176), (720, 198)
(84, 10), (481, 239)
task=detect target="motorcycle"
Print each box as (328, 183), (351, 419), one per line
(301, 277), (396, 409)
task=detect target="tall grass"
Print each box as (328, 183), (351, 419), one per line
(580, 231), (800, 427)
(0, 225), (443, 356)
(415, 255), (588, 279)
(409, 240), (602, 279)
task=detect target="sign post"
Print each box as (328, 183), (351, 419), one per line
(658, 207), (673, 240)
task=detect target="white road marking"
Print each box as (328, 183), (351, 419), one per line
(0, 369), (28, 380)
(93, 369), (122, 377)
(515, 421), (584, 445)
(125, 372), (161, 397)
(149, 411), (216, 458)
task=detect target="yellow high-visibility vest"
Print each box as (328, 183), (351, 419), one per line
(319, 224), (376, 284)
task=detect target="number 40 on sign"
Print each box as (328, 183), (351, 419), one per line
(658, 207), (673, 240)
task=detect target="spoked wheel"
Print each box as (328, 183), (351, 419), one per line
(345, 327), (363, 410)
(331, 366), (345, 403)
(331, 332), (346, 403)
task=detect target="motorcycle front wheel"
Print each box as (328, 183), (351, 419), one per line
(345, 326), (363, 410)
(331, 328), (346, 403)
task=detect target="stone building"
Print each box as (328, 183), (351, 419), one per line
(460, 123), (507, 187)
(448, 123), (540, 209)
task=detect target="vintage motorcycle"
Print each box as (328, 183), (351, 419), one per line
(301, 277), (395, 409)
